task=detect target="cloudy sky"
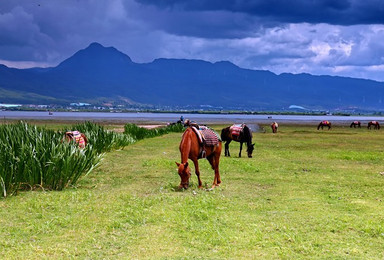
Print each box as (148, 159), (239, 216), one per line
(1, 0), (384, 81)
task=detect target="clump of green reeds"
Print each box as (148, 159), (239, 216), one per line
(124, 123), (184, 140)
(67, 121), (134, 154)
(0, 122), (102, 197)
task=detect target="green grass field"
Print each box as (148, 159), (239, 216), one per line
(1, 124), (384, 259)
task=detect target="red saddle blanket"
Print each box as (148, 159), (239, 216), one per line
(66, 130), (86, 148)
(229, 124), (244, 136)
(191, 126), (221, 146)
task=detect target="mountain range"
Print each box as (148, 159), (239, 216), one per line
(1, 42), (384, 111)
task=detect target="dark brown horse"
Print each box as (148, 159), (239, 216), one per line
(350, 121), (361, 128)
(176, 127), (222, 189)
(221, 124), (255, 158)
(317, 121), (331, 130)
(368, 121), (380, 130)
(271, 122), (279, 133)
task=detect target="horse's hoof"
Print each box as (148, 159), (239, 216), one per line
(210, 184), (220, 189)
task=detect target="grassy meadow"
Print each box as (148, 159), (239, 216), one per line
(1, 123), (384, 258)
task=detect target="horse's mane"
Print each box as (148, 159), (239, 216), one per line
(242, 125), (252, 145)
(179, 128), (193, 162)
(180, 128), (191, 147)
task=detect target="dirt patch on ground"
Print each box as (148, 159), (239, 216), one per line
(138, 124), (164, 129)
(111, 124), (164, 133)
(111, 127), (125, 133)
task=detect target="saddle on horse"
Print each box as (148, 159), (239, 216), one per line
(229, 124), (245, 141)
(65, 130), (86, 149)
(191, 126), (221, 158)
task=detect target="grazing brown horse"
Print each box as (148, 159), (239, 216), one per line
(317, 120), (331, 130)
(368, 121), (380, 130)
(350, 121), (361, 128)
(176, 127), (222, 189)
(271, 122), (279, 133)
(221, 124), (255, 158)
(64, 131), (88, 149)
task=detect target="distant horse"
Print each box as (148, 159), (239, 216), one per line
(221, 124), (255, 158)
(168, 119), (183, 126)
(176, 126), (222, 189)
(368, 121), (380, 130)
(64, 131), (88, 149)
(271, 122), (279, 133)
(317, 121), (331, 130)
(350, 121), (361, 128)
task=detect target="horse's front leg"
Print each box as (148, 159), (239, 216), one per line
(239, 142), (243, 157)
(192, 158), (203, 188)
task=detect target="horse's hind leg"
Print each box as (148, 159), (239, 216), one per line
(224, 140), (231, 157)
(207, 154), (221, 188)
(239, 142), (243, 157)
(192, 158), (203, 188)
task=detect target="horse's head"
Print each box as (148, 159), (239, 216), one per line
(64, 132), (74, 142)
(176, 162), (191, 189)
(247, 143), (255, 158)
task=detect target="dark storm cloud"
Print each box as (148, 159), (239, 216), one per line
(136, 8), (267, 39)
(0, 0), (383, 81)
(136, 0), (384, 25)
(0, 0), (147, 64)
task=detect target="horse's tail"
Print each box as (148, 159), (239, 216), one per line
(220, 127), (229, 141)
(81, 133), (88, 145)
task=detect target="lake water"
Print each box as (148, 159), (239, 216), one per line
(0, 111), (382, 125)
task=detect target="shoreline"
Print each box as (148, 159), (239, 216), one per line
(1, 111), (383, 126)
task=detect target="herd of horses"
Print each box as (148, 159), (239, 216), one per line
(176, 119), (381, 189)
(317, 120), (381, 130)
(62, 119), (381, 190)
